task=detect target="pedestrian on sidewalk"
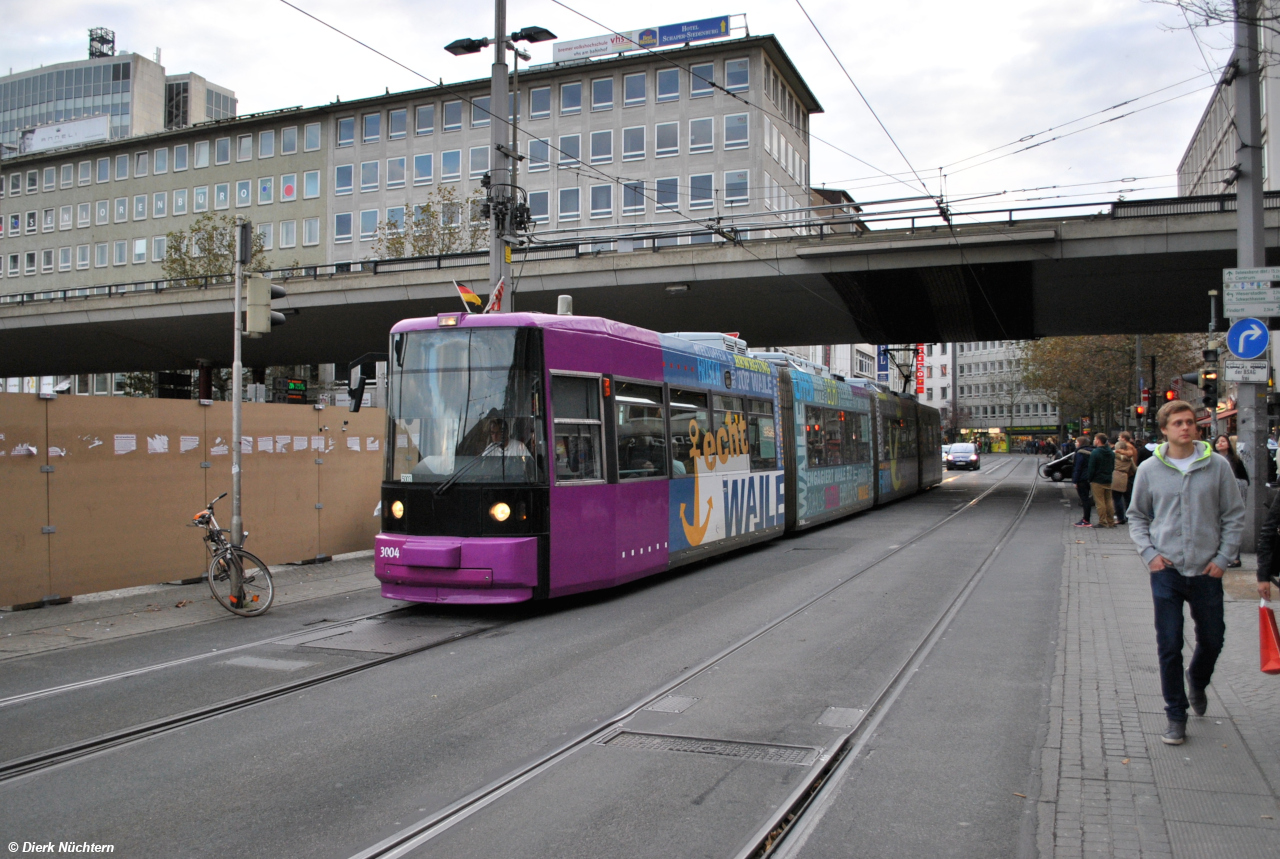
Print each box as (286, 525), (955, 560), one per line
(1089, 433), (1117, 527)
(1127, 399), (1245, 746)
(1112, 436), (1138, 525)
(1255, 493), (1280, 601)
(1072, 435), (1095, 527)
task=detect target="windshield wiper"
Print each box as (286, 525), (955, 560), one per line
(434, 453), (491, 496)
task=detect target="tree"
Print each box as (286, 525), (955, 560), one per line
(1019, 334), (1204, 432)
(162, 213), (271, 281)
(369, 186), (489, 260)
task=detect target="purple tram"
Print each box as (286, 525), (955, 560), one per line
(373, 312), (941, 604)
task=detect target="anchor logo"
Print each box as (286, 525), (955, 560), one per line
(680, 496), (714, 545)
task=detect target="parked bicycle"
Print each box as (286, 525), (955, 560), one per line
(190, 492), (274, 616)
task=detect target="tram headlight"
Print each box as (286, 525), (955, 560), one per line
(489, 502), (512, 522)
(391, 500), (405, 519)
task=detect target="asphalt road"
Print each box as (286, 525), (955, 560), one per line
(0, 455), (1063, 858)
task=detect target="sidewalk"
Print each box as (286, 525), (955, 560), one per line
(0, 550), (381, 661)
(1040, 486), (1280, 858)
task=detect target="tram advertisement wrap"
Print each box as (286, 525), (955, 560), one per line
(668, 464), (786, 552)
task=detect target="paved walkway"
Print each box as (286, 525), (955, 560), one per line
(1040, 486), (1280, 858)
(0, 550), (380, 661)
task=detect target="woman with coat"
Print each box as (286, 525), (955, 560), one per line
(1112, 438), (1138, 525)
(1214, 433), (1249, 568)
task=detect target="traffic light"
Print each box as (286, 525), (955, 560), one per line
(245, 274), (287, 337)
(1200, 370), (1218, 410)
(1136, 404), (1146, 418)
(1164, 389), (1176, 402)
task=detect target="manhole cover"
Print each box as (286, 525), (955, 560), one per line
(599, 731), (819, 766)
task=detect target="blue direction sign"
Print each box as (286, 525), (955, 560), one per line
(1227, 317), (1270, 360)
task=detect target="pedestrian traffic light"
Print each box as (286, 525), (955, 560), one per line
(245, 273), (287, 337)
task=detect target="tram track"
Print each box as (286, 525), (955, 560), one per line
(347, 459), (1038, 859)
(0, 460), (1026, 796)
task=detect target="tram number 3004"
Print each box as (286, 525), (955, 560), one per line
(379, 547), (401, 559)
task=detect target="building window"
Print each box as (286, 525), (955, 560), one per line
(360, 161), (380, 192)
(559, 134), (581, 167)
(79, 161), (92, 185)
(623, 73), (646, 106)
(7, 253), (18, 276)
(725, 58), (749, 92)
(334, 213), (353, 243)
(558, 187), (580, 221)
(387, 157), (406, 188)
(133, 195), (148, 220)
(43, 166), (56, 190)
(443, 101), (462, 131)
(415, 104), (435, 135)
(724, 170), (748, 206)
(529, 87), (551, 119)
(259, 130), (275, 159)
(441, 150), (461, 182)
(235, 180), (251, 208)
(470, 146), (489, 178)
(137, 151), (151, 177)
(724, 113), (748, 149)
(471, 96), (491, 128)
(194, 186), (209, 213)
(528, 189), (549, 223)
(258, 177), (273, 205)
(335, 165), (353, 195)
(236, 134), (252, 161)
(194, 141), (210, 169)
(215, 138), (231, 165)
(25, 251), (38, 274)
(152, 236), (167, 261)
(303, 217), (320, 246)
(115, 155), (129, 180)
(257, 222), (273, 250)
(280, 220), (297, 248)
(97, 158), (110, 183)
(592, 78), (613, 111)
(77, 244), (90, 270)
(590, 130), (613, 164)
(114, 198), (128, 223)
(58, 246), (72, 272)
(413, 153), (433, 185)
(590, 184), (612, 218)
(386, 206), (405, 233)
(173, 144), (189, 173)
(60, 205), (72, 229)
(78, 202), (90, 227)
(620, 126), (646, 162)
(305, 123), (322, 151)
(42, 249), (55, 273)
(60, 164), (73, 188)
(173, 189), (188, 215)
(656, 176), (678, 210)
(25, 170), (37, 193)
(280, 173), (297, 202)
(655, 122), (679, 157)
(690, 117), (713, 153)
(360, 209), (378, 240)
(132, 239), (146, 264)
(303, 170), (320, 199)
(337, 117), (355, 147)
(281, 126), (298, 154)
(623, 181), (645, 215)
(363, 112), (381, 142)
(153, 191), (167, 217)
(388, 108), (407, 139)
(691, 63), (714, 97)
(657, 68), (680, 102)
(214, 183), (230, 210)
(690, 173), (714, 209)
(528, 139), (550, 172)
(561, 82), (582, 115)
(154, 148), (168, 174)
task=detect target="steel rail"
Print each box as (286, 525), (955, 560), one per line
(347, 458), (1034, 859)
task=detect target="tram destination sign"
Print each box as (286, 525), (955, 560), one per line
(1224, 287), (1280, 318)
(1223, 360), (1270, 382)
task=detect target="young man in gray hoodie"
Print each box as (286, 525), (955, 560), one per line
(1127, 399), (1245, 745)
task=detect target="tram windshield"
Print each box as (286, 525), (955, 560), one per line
(388, 327), (545, 485)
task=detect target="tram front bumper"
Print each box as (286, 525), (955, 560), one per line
(374, 534), (538, 604)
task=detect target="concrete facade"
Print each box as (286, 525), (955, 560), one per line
(955, 339), (1060, 437)
(0, 35), (818, 299)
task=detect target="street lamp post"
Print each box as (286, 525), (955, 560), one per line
(446, 5), (554, 312)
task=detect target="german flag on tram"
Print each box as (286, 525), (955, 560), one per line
(454, 281), (483, 311)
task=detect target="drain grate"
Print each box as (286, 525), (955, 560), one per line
(644, 695), (699, 713)
(599, 731), (819, 766)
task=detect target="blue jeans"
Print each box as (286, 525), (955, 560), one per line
(1075, 483), (1093, 522)
(1150, 569), (1225, 722)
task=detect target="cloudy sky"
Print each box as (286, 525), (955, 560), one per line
(6, 0), (1234, 221)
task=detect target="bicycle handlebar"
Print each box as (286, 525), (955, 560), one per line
(208, 492), (228, 509)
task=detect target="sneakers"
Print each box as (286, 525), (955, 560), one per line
(1074, 521), (1092, 528)
(1186, 669), (1208, 717)
(1161, 720), (1186, 745)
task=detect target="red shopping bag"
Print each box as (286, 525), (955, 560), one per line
(1262, 600), (1280, 675)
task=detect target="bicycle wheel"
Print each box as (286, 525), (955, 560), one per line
(208, 547), (275, 617)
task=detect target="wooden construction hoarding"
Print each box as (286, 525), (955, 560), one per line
(0, 394), (384, 606)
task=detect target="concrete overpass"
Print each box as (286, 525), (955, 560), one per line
(1, 193), (1277, 376)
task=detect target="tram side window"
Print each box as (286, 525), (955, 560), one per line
(712, 395), (746, 466)
(746, 398), (776, 471)
(669, 388), (710, 476)
(850, 410), (871, 463)
(615, 381), (667, 479)
(806, 406), (855, 467)
(552, 375), (603, 482)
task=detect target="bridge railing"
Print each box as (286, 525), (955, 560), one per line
(0, 273), (236, 307)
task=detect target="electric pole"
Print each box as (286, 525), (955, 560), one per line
(489, 0), (512, 309)
(231, 219), (249, 548)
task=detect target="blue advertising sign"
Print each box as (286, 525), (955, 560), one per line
(659, 16), (730, 47)
(876, 345), (889, 382)
(1227, 317), (1270, 360)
